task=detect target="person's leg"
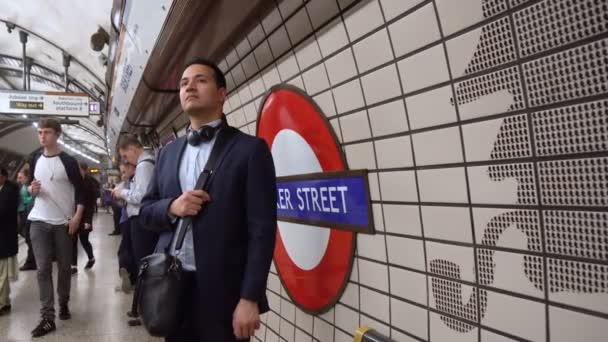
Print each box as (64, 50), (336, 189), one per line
(117, 219), (136, 285)
(128, 217), (159, 323)
(71, 233), (78, 267)
(79, 230), (95, 269)
(79, 230), (94, 260)
(30, 221), (55, 321)
(117, 223), (129, 268)
(54, 225), (73, 311)
(18, 212), (27, 238)
(0, 259), (9, 309)
(130, 217), (159, 270)
(204, 319), (246, 342)
(165, 272), (197, 342)
(189, 275), (244, 342)
(111, 205), (121, 234)
(19, 216), (36, 271)
(23, 220), (36, 268)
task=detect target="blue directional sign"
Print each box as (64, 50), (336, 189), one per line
(276, 170), (374, 234)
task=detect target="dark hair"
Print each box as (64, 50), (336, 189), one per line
(117, 134), (143, 150)
(183, 57), (226, 89)
(38, 118), (62, 135)
(0, 168), (8, 177)
(18, 167), (30, 178)
(79, 161), (89, 172)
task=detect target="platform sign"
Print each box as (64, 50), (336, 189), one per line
(257, 85), (374, 314)
(0, 90), (89, 117)
(276, 170), (373, 233)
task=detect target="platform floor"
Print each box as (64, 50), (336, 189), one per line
(0, 212), (162, 342)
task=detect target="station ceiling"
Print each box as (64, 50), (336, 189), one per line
(0, 0), (112, 163)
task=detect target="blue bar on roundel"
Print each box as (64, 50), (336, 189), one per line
(275, 170), (375, 234)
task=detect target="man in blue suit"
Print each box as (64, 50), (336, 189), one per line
(140, 58), (277, 342)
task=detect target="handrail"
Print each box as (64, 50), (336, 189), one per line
(354, 326), (397, 342)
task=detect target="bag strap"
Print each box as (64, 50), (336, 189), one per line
(130, 267), (144, 317)
(129, 127), (236, 318)
(173, 126), (237, 251)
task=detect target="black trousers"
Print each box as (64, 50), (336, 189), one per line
(165, 272), (247, 342)
(111, 204), (122, 233)
(117, 219), (137, 284)
(129, 216), (159, 272)
(72, 228), (94, 266)
(19, 211), (36, 266)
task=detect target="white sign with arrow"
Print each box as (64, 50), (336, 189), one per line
(0, 89), (90, 117)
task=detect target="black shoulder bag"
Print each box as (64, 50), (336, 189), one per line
(130, 127), (236, 337)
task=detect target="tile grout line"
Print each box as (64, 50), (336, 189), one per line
(431, 0), (485, 339)
(334, 0), (393, 339)
(376, 0), (433, 340)
(505, 1), (552, 341)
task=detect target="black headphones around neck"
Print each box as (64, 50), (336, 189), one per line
(186, 115), (228, 146)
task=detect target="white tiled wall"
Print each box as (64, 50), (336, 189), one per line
(218, 0), (608, 341)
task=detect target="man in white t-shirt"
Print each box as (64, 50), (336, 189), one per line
(27, 119), (85, 338)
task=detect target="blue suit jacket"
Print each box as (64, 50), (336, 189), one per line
(140, 127), (277, 317)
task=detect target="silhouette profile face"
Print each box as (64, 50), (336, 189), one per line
(426, 0), (608, 334)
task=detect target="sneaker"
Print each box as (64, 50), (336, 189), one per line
(59, 304), (71, 320)
(31, 319), (56, 338)
(119, 268), (133, 293)
(0, 304), (11, 316)
(85, 258), (96, 270)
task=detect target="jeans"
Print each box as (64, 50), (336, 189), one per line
(30, 221), (73, 321)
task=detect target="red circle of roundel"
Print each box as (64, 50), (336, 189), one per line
(257, 86), (355, 313)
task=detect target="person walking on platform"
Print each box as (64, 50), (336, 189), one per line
(27, 118), (85, 338)
(112, 135), (158, 325)
(140, 58), (277, 342)
(70, 162), (99, 274)
(0, 168), (20, 317)
(17, 168), (36, 271)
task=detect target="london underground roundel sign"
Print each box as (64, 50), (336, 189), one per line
(257, 86), (359, 313)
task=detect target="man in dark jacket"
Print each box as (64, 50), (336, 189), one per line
(140, 58), (277, 341)
(0, 167), (19, 316)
